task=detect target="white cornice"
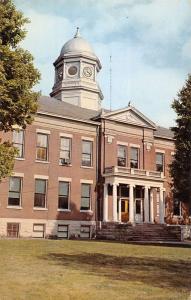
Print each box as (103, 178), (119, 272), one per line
(37, 111), (100, 126)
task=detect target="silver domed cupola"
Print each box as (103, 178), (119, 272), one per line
(50, 28), (103, 111)
(60, 27), (96, 59)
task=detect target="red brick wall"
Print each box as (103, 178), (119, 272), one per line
(0, 119), (97, 222)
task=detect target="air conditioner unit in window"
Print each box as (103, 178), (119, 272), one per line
(60, 158), (70, 166)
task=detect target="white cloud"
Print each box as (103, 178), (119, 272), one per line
(15, 0), (191, 128)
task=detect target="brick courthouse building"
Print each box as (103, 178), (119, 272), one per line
(0, 29), (190, 239)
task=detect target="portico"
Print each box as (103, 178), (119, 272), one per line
(103, 167), (165, 224)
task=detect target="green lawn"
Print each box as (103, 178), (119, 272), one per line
(0, 240), (190, 300)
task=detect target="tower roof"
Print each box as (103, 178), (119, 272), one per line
(60, 28), (96, 58)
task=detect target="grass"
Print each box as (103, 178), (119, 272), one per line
(0, 240), (191, 300)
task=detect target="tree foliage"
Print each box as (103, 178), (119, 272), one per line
(170, 74), (191, 211)
(0, 141), (18, 179)
(0, 0), (40, 180)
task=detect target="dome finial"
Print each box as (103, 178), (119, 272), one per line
(74, 27), (80, 38)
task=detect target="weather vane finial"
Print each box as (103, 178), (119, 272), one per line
(74, 27), (80, 38)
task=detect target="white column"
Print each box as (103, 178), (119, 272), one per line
(159, 187), (164, 224)
(144, 186), (149, 223)
(150, 188), (154, 223)
(112, 183), (118, 222)
(129, 184), (134, 223)
(118, 198), (121, 222)
(103, 184), (108, 222)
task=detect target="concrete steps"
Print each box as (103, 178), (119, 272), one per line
(96, 223), (182, 242)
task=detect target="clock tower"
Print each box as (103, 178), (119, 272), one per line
(50, 28), (103, 111)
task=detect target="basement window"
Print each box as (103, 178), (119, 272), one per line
(57, 225), (69, 239)
(80, 225), (91, 239)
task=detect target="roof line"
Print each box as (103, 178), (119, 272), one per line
(154, 134), (174, 140)
(37, 110), (100, 126)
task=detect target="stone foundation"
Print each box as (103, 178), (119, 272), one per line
(0, 218), (96, 239)
(180, 225), (191, 240)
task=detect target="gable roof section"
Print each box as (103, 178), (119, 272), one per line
(37, 97), (174, 140)
(154, 126), (174, 140)
(98, 105), (156, 129)
(37, 96), (100, 124)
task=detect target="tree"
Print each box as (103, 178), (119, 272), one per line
(0, 0), (40, 180)
(170, 74), (191, 214)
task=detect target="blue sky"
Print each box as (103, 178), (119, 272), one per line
(14, 0), (191, 127)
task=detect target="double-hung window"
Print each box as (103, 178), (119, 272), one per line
(117, 145), (127, 167)
(58, 181), (70, 210)
(130, 147), (139, 169)
(36, 133), (48, 161)
(8, 177), (22, 206)
(13, 130), (24, 158)
(156, 153), (164, 172)
(34, 179), (47, 208)
(60, 137), (71, 165)
(81, 183), (91, 211)
(82, 140), (93, 167)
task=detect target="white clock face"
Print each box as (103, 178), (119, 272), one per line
(83, 66), (93, 78)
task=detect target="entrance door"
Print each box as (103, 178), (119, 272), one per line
(121, 199), (129, 222)
(135, 199), (143, 223)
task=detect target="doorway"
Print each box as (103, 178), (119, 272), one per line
(135, 199), (143, 223)
(121, 198), (129, 222)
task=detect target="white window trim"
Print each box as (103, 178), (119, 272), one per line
(81, 139), (93, 167)
(81, 136), (94, 141)
(58, 177), (72, 182)
(34, 178), (48, 209)
(34, 175), (49, 180)
(8, 176), (23, 208)
(80, 179), (93, 184)
(15, 158), (25, 161)
(117, 141), (128, 146)
(33, 175), (49, 211)
(59, 132), (73, 138)
(12, 172), (24, 177)
(35, 160), (50, 164)
(81, 166), (93, 169)
(130, 144), (140, 148)
(13, 129), (25, 159)
(7, 206), (22, 210)
(36, 129), (50, 135)
(33, 207), (48, 211)
(155, 149), (165, 154)
(80, 182), (92, 211)
(60, 136), (72, 165)
(58, 180), (71, 211)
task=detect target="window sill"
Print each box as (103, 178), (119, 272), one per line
(35, 160), (50, 164)
(117, 165), (127, 168)
(80, 210), (93, 213)
(33, 207), (48, 211)
(81, 166), (93, 169)
(59, 163), (72, 167)
(7, 206), (22, 210)
(15, 158), (25, 161)
(57, 209), (71, 212)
